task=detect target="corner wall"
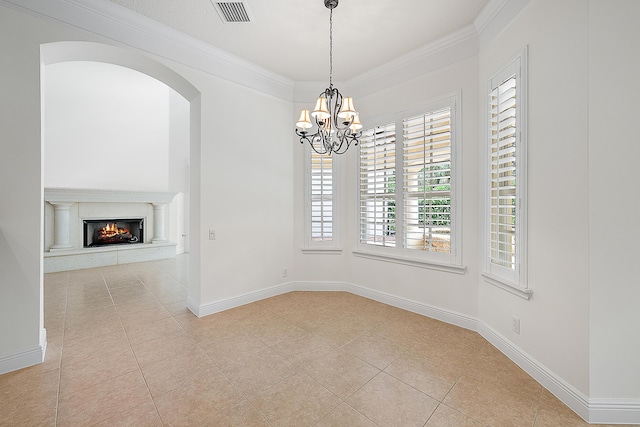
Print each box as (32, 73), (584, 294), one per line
(477, 0), (591, 402)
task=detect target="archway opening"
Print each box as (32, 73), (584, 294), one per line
(40, 41), (202, 319)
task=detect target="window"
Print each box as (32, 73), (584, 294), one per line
(311, 151), (333, 241)
(356, 95), (463, 272)
(359, 123), (396, 248)
(403, 109), (452, 254)
(304, 146), (340, 252)
(483, 48), (530, 297)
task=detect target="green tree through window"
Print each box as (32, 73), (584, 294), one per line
(418, 163), (450, 228)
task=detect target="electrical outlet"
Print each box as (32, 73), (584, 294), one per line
(282, 268), (288, 278)
(512, 316), (521, 334)
(209, 229), (216, 240)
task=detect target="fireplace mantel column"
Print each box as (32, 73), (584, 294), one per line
(152, 203), (168, 243)
(49, 202), (74, 251)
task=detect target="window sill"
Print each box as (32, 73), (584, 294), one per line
(301, 248), (343, 255)
(482, 273), (533, 300)
(352, 249), (466, 274)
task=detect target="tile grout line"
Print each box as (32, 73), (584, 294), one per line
(52, 272), (71, 427)
(101, 265), (164, 425)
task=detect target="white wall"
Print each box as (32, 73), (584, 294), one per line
(477, 0), (590, 397)
(588, 0), (640, 401)
(168, 62), (294, 305)
(0, 5), (46, 371)
(44, 61), (172, 192)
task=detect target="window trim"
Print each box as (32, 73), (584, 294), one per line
(482, 46), (530, 299)
(355, 93), (464, 272)
(303, 143), (341, 252)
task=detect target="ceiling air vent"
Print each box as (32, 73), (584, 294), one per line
(213, 1), (252, 23)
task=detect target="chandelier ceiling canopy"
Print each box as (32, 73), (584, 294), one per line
(295, 0), (362, 155)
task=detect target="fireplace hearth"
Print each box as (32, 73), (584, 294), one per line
(84, 218), (144, 248)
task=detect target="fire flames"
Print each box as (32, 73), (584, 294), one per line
(100, 223), (130, 238)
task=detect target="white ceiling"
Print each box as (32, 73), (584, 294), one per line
(108, 0), (490, 82)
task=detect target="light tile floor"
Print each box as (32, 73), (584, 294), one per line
(0, 256), (631, 426)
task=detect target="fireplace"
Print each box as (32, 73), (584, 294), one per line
(83, 218), (144, 248)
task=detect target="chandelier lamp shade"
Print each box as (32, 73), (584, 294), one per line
(295, 0), (362, 155)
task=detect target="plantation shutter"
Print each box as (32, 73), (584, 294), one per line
(489, 74), (517, 270)
(310, 151), (333, 241)
(359, 123), (396, 247)
(403, 108), (452, 253)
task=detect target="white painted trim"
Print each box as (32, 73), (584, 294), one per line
(475, 0), (532, 48)
(474, 0), (512, 34)
(300, 249), (343, 255)
(44, 188), (176, 204)
(344, 282), (477, 331)
(588, 399), (640, 425)
(1, 0), (294, 101)
(192, 282), (296, 317)
(0, 339), (46, 375)
(482, 273), (533, 300)
(345, 25), (479, 101)
(2, 0), (530, 103)
(191, 282), (639, 424)
(186, 295), (202, 317)
(353, 250), (467, 275)
(476, 321), (591, 421)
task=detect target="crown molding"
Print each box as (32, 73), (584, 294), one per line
(474, 0), (532, 48)
(474, 0), (512, 34)
(1, 0), (295, 101)
(294, 24), (479, 103)
(344, 24), (479, 100)
(293, 80), (348, 105)
(4, 0), (530, 102)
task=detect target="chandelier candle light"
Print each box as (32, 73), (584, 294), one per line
(295, 0), (362, 155)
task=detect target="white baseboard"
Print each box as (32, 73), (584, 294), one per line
(0, 330), (47, 375)
(192, 281), (640, 424)
(344, 282), (478, 331)
(588, 399), (640, 425)
(192, 282), (297, 317)
(476, 321), (591, 421)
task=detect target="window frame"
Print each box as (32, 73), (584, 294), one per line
(354, 93), (464, 273)
(303, 143), (341, 254)
(482, 47), (531, 299)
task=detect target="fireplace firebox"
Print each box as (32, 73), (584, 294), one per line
(83, 218), (144, 248)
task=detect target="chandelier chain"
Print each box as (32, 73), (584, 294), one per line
(329, 7), (333, 87)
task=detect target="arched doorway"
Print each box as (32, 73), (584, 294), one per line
(40, 41), (202, 312)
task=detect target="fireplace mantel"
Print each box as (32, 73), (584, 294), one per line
(44, 188), (175, 205)
(43, 188), (178, 272)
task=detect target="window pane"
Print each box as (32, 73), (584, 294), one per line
(311, 151), (333, 241)
(403, 108), (452, 253)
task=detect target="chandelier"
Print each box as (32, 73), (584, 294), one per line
(295, 0), (362, 155)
